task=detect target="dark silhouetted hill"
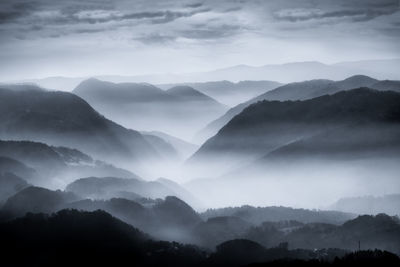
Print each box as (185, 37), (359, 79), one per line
(2, 186), (78, 217)
(0, 85), (160, 169)
(197, 75), (398, 143)
(190, 89), (400, 172)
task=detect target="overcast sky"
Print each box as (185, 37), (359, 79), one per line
(0, 0), (399, 80)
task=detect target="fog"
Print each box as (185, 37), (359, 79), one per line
(185, 158), (400, 209)
(1, 1), (400, 264)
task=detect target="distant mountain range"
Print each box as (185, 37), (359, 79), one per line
(73, 78), (228, 141)
(158, 80), (282, 106)
(11, 59), (400, 90)
(196, 75), (400, 143)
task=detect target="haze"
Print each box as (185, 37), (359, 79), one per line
(0, 0), (399, 81)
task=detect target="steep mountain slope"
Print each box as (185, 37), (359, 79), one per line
(73, 79), (227, 140)
(0, 156), (37, 180)
(186, 89), (400, 208)
(141, 131), (198, 159)
(190, 89), (400, 172)
(0, 85), (161, 174)
(141, 133), (180, 160)
(196, 75), (387, 142)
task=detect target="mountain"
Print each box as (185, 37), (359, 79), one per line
(2, 186), (79, 217)
(65, 176), (197, 207)
(0, 172), (29, 203)
(192, 216), (252, 248)
(284, 214), (400, 253)
(200, 206), (355, 225)
(370, 80), (400, 92)
(185, 89), (400, 208)
(1, 209), (398, 267)
(141, 133), (180, 160)
(0, 140), (138, 187)
(0, 84), (160, 175)
(73, 78), (175, 103)
(189, 88), (400, 175)
(159, 80), (282, 106)
(330, 194), (400, 216)
(73, 79), (227, 141)
(0, 156), (37, 180)
(14, 59), (400, 91)
(141, 131), (198, 159)
(166, 85), (223, 103)
(0, 209), (206, 267)
(156, 178), (203, 210)
(239, 214), (400, 255)
(196, 75), (385, 142)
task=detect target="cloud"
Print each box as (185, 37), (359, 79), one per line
(185, 3), (203, 8)
(273, 6), (399, 23)
(179, 24), (242, 40)
(133, 33), (176, 44)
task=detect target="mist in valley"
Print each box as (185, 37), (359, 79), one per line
(1, 0), (400, 266)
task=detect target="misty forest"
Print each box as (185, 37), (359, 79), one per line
(1, 0), (400, 266)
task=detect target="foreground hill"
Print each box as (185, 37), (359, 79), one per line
(0, 84), (165, 175)
(0, 209), (206, 267)
(73, 79), (227, 140)
(197, 75), (399, 142)
(3, 209), (399, 267)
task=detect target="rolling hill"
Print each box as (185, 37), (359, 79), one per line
(0, 84), (166, 176)
(196, 75), (399, 143)
(73, 79), (227, 140)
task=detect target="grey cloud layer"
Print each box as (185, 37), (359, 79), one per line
(0, 0), (399, 42)
(0, 0), (399, 81)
